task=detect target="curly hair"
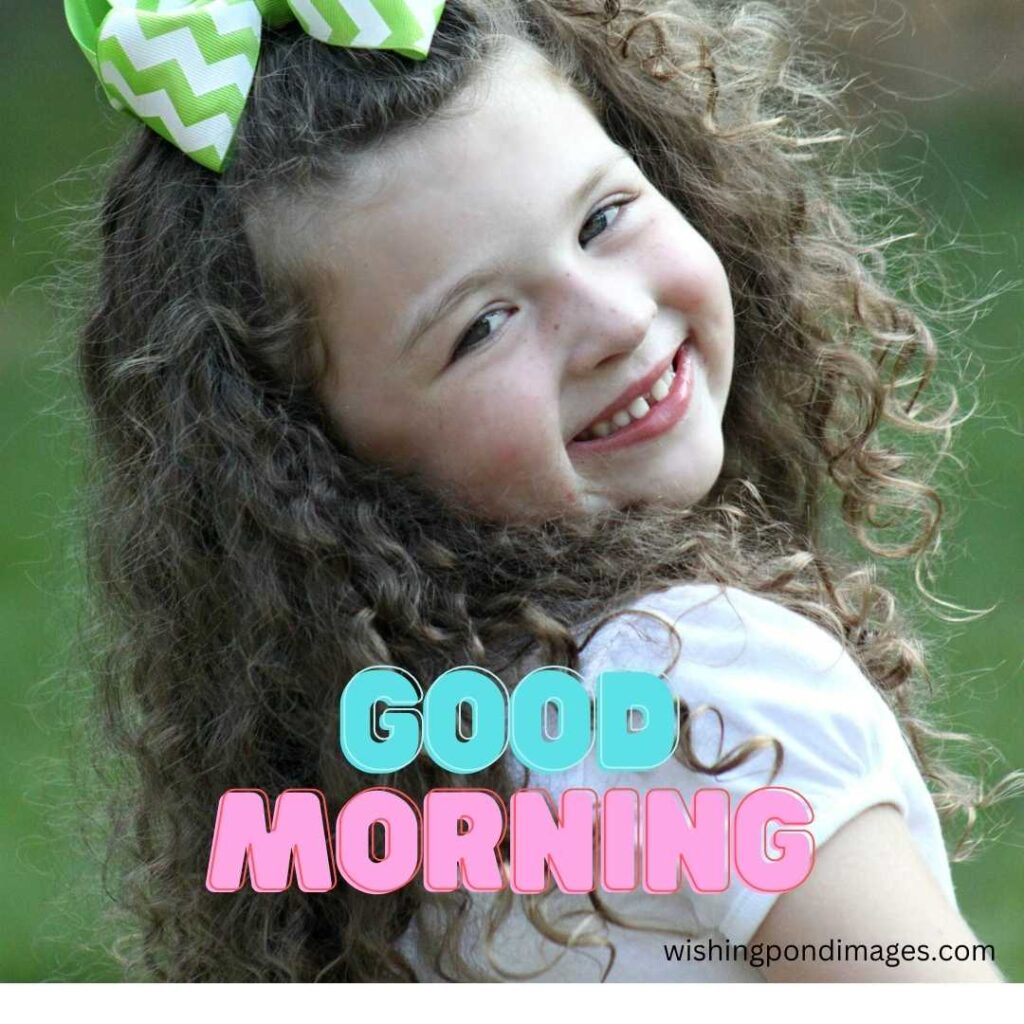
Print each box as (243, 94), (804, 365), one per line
(68, 0), (1018, 981)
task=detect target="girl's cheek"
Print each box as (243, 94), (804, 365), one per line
(649, 218), (729, 313)
(666, 256), (720, 312)
(470, 433), (544, 491)
(456, 427), (567, 518)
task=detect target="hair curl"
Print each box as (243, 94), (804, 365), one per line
(66, 0), (1020, 982)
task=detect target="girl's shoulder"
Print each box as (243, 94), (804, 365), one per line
(582, 581), (856, 683)
(578, 582), (889, 736)
(572, 582), (913, 797)
(547, 581), (959, 941)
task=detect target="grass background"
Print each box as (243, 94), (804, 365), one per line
(2, 3), (1021, 981)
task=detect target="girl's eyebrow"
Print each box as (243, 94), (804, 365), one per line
(399, 146), (634, 357)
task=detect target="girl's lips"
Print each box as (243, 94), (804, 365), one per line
(567, 339), (694, 457)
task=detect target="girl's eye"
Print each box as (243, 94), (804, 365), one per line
(450, 195), (637, 362)
(578, 196), (633, 247)
(452, 308), (513, 360)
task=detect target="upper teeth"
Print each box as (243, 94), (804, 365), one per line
(577, 364), (676, 441)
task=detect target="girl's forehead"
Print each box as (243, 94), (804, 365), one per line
(304, 50), (615, 273)
(339, 44), (595, 206)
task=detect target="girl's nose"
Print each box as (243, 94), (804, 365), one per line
(559, 274), (658, 376)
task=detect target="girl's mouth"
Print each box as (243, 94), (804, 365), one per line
(568, 338), (695, 456)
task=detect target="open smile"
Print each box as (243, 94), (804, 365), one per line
(568, 338), (694, 456)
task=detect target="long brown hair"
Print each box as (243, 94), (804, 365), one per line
(70, 0), (1017, 980)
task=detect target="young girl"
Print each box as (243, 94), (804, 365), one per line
(65, 0), (1014, 981)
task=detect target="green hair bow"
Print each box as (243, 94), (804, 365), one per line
(65, 0), (447, 172)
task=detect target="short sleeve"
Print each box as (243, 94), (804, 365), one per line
(551, 583), (957, 945)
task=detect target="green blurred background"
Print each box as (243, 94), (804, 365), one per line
(2, 2), (1021, 981)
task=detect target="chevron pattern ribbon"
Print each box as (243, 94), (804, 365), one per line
(65, 0), (447, 172)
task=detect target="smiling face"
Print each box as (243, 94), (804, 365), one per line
(300, 42), (735, 522)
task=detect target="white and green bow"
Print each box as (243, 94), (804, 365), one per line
(65, 0), (447, 172)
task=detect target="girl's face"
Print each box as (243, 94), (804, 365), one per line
(308, 43), (735, 522)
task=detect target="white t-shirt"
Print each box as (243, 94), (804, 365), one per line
(397, 583), (957, 982)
